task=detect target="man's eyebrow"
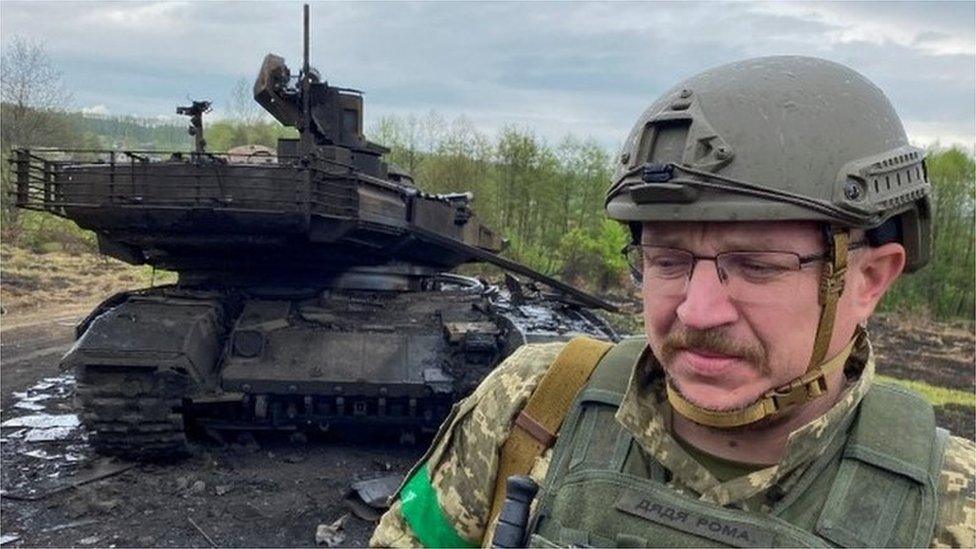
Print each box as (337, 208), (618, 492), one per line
(719, 237), (784, 250)
(640, 235), (682, 246)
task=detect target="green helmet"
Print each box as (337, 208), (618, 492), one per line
(606, 55), (932, 272)
(609, 56), (934, 428)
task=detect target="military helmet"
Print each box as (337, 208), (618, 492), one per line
(606, 55), (932, 271)
(610, 56), (934, 428)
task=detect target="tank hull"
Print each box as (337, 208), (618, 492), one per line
(63, 281), (615, 458)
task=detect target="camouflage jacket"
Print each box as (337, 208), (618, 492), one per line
(371, 339), (976, 548)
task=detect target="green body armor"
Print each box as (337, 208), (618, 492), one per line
(529, 339), (949, 548)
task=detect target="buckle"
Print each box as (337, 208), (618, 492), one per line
(769, 372), (828, 411)
(819, 264), (847, 305)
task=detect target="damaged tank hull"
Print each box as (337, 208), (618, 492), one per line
(63, 278), (613, 458)
(13, 12), (616, 459)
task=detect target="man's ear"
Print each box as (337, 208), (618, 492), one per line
(850, 242), (906, 320)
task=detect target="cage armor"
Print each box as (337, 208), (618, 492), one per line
(522, 337), (948, 548)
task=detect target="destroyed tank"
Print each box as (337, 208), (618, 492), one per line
(11, 12), (617, 460)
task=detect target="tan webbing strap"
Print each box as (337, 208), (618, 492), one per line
(807, 229), (849, 370)
(666, 331), (859, 428)
(487, 337), (614, 528)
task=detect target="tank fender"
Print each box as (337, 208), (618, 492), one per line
(63, 296), (227, 393)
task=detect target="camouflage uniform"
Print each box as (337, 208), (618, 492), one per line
(371, 337), (976, 548)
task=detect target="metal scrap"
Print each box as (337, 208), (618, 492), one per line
(188, 516), (217, 548)
(0, 458), (135, 501)
(25, 426), (75, 442)
(41, 519), (100, 534)
(13, 401), (46, 411)
(24, 449), (60, 460)
(1, 413), (79, 429)
(344, 474), (403, 521)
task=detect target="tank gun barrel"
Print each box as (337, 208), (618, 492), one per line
(412, 227), (617, 312)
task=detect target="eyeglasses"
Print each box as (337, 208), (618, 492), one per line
(623, 242), (866, 304)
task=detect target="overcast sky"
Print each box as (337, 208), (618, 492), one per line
(2, 1), (974, 152)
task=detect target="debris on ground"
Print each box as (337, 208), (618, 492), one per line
(1, 412), (79, 429)
(344, 474), (403, 522)
(315, 514), (348, 547)
(189, 480), (206, 495)
(188, 516), (217, 548)
(23, 449), (60, 460)
(0, 534), (21, 546)
(24, 426), (76, 442)
(40, 519), (99, 533)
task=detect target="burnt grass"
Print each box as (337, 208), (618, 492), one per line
(868, 313), (974, 438)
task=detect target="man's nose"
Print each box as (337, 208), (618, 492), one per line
(675, 260), (739, 330)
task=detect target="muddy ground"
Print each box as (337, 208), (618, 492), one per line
(868, 314), (975, 437)
(0, 300), (973, 547)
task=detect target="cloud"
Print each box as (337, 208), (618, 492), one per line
(80, 104), (109, 116)
(751, 1), (975, 56)
(1, 1), (972, 151)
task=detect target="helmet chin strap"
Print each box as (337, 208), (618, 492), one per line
(666, 228), (852, 429)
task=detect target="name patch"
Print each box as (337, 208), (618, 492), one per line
(615, 491), (775, 548)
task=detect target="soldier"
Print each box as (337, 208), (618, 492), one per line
(371, 56), (976, 548)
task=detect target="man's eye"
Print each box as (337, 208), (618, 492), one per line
(734, 258), (790, 279)
(646, 254), (689, 273)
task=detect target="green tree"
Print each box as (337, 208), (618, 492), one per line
(0, 36), (74, 148)
(881, 147), (975, 320)
(1, 37), (80, 230)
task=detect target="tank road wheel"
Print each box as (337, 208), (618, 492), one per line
(75, 366), (191, 460)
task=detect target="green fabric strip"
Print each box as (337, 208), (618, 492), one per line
(400, 464), (478, 548)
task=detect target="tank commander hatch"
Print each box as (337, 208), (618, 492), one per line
(371, 56), (976, 548)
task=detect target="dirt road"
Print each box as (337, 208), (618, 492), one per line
(1, 309), (423, 548)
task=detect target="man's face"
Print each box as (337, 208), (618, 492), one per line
(641, 220), (829, 412)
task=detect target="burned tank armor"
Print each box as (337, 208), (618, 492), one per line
(11, 10), (616, 459)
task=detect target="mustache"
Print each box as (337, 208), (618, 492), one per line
(660, 328), (769, 375)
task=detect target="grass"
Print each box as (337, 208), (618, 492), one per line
(877, 375), (976, 408)
(0, 243), (176, 315)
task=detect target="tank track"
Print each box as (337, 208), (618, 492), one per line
(75, 366), (191, 460)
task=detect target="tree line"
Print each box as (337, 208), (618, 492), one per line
(1, 37), (972, 319)
(369, 114), (976, 321)
(371, 113), (629, 291)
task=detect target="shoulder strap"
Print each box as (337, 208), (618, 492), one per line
(583, 336), (648, 397)
(816, 383), (944, 547)
(488, 336), (614, 527)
